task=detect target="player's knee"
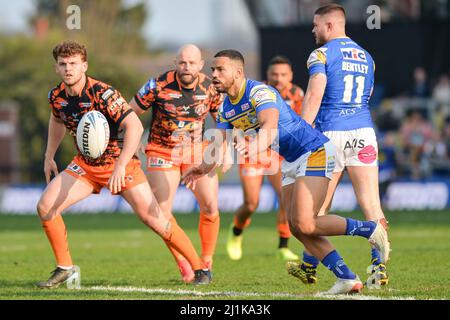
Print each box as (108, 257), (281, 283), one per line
(37, 203), (59, 221)
(36, 198), (54, 221)
(199, 202), (219, 216)
(296, 219), (317, 236)
(243, 199), (259, 213)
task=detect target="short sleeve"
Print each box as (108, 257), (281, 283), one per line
(100, 87), (133, 126)
(307, 48), (327, 76)
(48, 88), (61, 119)
(134, 78), (158, 111)
(249, 85), (278, 113)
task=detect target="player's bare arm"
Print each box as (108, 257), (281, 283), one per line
(107, 111), (144, 193)
(181, 129), (226, 190)
(234, 108), (279, 159)
(301, 73), (327, 125)
(128, 97), (146, 116)
(44, 113), (66, 183)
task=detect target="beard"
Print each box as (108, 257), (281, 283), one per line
(178, 73), (197, 87)
(315, 34), (326, 47)
(213, 78), (233, 94)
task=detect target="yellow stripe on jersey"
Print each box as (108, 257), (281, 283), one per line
(230, 80), (247, 105)
(307, 48), (327, 69)
(230, 112), (260, 131)
(249, 87), (277, 109)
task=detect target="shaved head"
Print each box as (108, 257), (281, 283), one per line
(312, 4), (347, 46)
(176, 44), (202, 62)
(175, 44), (204, 88)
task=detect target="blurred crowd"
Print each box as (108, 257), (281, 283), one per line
(373, 68), (450, 180)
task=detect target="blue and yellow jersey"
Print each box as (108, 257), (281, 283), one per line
(307, 37), (375, 131)
(216, 79), (328, 162)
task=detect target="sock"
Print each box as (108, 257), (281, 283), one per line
(322, 250), (356, 280)
(164, 217), (186, 263)
(233, 227), (243, 236)
(303, 251), (319, 268)
(277, 222), (292, 239)
(371, 246), (382, 265)
(233, 216), (251, 236)
(278, 237), (289, 249)
(345, 218), (376, 239)
(199, 212), (220, 258)
(164, 218), (204, 271)
(41, 215), (73, 268)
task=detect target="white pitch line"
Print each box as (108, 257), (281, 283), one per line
(89, 285), (416, 300)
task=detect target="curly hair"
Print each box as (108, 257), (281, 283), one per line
(52, 40), (87, 62)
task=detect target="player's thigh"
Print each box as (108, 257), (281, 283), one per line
(38, 172), (94, 220)
(190, 171), (219, 214)
(281, 183), (295, 222)
(318, 171), (345, 215)
(347, 166), (383, 219)
(266, 170), (282, 198)
(121, 181), (170, 224)
(292, 176), (329, 227)
(146, 169), (181, 214)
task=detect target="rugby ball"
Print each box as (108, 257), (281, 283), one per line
(76, 110), (110, 159)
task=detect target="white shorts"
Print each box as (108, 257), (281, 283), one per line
(281, 141), (336, 187)
(323, 127), (378, 173)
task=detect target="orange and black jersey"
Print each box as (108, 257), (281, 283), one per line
(278, 83), (304, 116)
(48, 76), (134, 166)
(134, 70), (223, 149)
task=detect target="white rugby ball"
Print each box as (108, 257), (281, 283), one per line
(76, 110), (110, 159)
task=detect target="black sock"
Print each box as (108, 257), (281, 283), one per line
(233, 226), (243, 236)
(278, 237), (289, 248)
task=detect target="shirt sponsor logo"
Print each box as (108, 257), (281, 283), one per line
(109, 97), (126, 112)
(67, 162), (86, 175)
(340, 48), (367, 62)
(225, 109), (236, 118)
(241, 103), (250, 111)
(101, 89), (114, 101)
(80, 102), (92, 108)
(169, 93), (183, 99)
(148, 157), (173, 168)
(194, 95), (207, 100)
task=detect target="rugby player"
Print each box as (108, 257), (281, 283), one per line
(226, 56), (304, 261)
(287, 4), (390, 288)
(37, 41), (211, 288)
(182, 49), (390, 294)
(129, 44), (222, 283)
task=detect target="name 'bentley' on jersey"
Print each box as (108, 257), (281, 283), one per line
(307, 38), (375, 131)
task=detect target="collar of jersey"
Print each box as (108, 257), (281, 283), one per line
(230, 79), (247, 105)
(327, 36), (351, 45)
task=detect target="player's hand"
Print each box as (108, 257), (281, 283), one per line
(44, 157), (59, 184)
(108, 163), (126, 194)
(181, 166), (207, 191)
(233, 141), (249, 158)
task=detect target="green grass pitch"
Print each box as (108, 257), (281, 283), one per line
(0, 210), (449, 300)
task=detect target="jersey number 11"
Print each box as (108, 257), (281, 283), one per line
(343, 75), (365, 104)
